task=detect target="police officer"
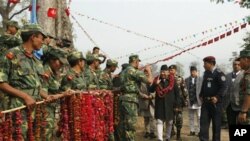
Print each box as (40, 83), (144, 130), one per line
(0, 23), (53, 140)
(199, 56), (227, 141)
(237, 49), (250, 125)
(118, 54), (153, 141)
(60, 51), (87, 91)
(169, 64), (188, 141)
(85, 54), (101, 90)
(99, 59), (118, 90)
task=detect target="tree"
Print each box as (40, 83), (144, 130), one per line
(211, 0), (250, 8)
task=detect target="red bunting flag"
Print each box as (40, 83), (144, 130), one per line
(241, 23), (247, 29)
(8, 0), (20, 4)
(208, 39), (213, 44)
(47, 8), (57, 18)
(65, 8), (70, 16)
(233, 27), (239, 33)
(202, 42), (207, 46)
(220, 34), (225, 39)
(226, 31), (232, 36)
(214, 37), (219, 42)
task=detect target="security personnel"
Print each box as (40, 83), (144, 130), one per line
(169, 64), (188, 141)
(237, 49), (250, 125)
(85, 54), (101, 90)
(99, 59), (118, 90)
(60, 51), (87, 91)
(199, 56), (227, 141)
(118, 54), (153, 141)
(0, 20), (22, 57)
(0, 23), (53, 140)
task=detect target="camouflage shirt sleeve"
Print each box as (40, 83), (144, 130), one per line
(129, 68), (148, 84)
(60, 74), (73, 91)
(0, 54), (11, 82)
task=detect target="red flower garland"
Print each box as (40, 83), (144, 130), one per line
(34, 105), (41, 140)
(3, 113), (12, 141)
(13, 110), (22, 141)
(58, 98), (70, 141)
(73, 94), (81, 141)
(0, 114), (4, 141)
(40, 104), (47, 141)
(154, 74), (175, 97)
(27, 109), (35, 141)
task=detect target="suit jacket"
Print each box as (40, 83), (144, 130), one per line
(185, 76), (203, 108)
(225, 70), (244, 111)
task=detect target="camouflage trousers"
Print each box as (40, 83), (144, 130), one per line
(117, 100), (138, 141)
(173, 111), (183, 130)
(45, 105), (56, 141)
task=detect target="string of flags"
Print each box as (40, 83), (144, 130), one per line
(73, 11), (201, 60)
(148, 21), (250, 66)
(115, 18), (249, 60)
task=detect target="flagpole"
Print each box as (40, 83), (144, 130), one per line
(30, 0), (37, 23)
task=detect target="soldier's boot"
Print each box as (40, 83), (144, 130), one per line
(176, 129), (182, 141)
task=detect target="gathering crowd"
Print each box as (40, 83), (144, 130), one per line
(0, 20), (250, 141)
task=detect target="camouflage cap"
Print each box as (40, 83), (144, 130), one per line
(240, 49), (250, 58)
(129, 54), (141, 62)
(106, 59), (118, 67)
(21, 23), (46, 37)
(67, 51), (85, 62)
(86, 54), (101, 62)
(47, 48), (68, 64)
(6, 20), (20, 29)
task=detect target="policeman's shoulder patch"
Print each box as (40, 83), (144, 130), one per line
(221, 76), (226, 81)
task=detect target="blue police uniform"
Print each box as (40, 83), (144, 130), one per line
(199, 56), (227, 141)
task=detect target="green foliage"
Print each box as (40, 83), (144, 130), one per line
(211, 0), (250, 8)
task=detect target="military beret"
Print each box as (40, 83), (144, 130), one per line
(6, 20), (20, 29)
(190, 66), (197, 71)
(121, 63), (129, 70)
(160, 65), (169, 71)
(67, 51), (85, 62)
(169, 65), (177, 70)
(86, 54), (101, 62)
(203, 56), (216, 62)
(46, 48), (68, 64)
(21, 23), (46, 38)
(240, 49), (250, 58)
(129, 54), (141, 62)
(106, 59), (118, 67)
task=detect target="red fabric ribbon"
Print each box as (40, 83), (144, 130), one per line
(154, 74), (175, 97)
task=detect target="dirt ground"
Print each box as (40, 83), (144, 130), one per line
(135, 108), (229, 141)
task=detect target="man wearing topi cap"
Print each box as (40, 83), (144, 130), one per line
(118, 54), (153, 141)
(199, 56), (227, 141)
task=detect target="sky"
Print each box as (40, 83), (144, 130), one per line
(70, 0), (250, 77)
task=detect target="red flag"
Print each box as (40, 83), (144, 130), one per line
(241, 23), (247, 29)
(208, 39), (213, 44)
(65, 8), (70, 16)
(233, 27), (239, 33)
(47, 8), (57, 18)
(220, 34), (225, 39)
(202, 42), (207, 46)
(214, 37), (219, 42)
(226, 31), (232, 36)
(8, 0), (20, 4)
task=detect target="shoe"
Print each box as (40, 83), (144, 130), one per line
(188, 131), (195, 136)
(144, 132), (150, 138)
(149, 132), (156, 139)
(197, 132), (200, 137)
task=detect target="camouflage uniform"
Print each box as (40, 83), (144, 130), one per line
(99, 59), (118, 90)
(42, 48), (68, 140)
(0, 21), (22, 110)
(238, 50), (250, 125)
(85, 54), (100, 90)
(61, 51), (87, 91)
(0, 24), (47, 140)
(118, 55), (149, 141)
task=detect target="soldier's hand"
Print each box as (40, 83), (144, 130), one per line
(238, 112), (247, 123)
(45, 95), (55, 102)
(64, 89), (75, 97)
(211, 97), (218, 104)
(24, 95), (36, 109)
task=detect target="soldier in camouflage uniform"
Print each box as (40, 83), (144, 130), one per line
(237, 49), (250, 125)
(99, 59), (118, 90)
(0, 20), (22, 57)
(60, 51), (87, 91)
(85, 54), (101, 90)
(92, 46), (107, 64)
(169, 65), (188, 141)
(42, 47), (69, 140)
(0, 23), (53, 140)
(118, 54), (153, 141)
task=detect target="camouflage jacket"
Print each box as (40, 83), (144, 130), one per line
(84, 66), (99, 90)
(0, 33), (22, 57)
(0, 46), (45, 107)
(175, 75), (188, 106)
(99, 68), (113, 90)
(60, 68), (87, 91)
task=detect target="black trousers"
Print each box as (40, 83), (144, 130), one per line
(226, 104), (239, 126)
(200, 102), (222, 141)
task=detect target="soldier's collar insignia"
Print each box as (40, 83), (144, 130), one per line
(67, 75), (73, 81)
(6, 52), (14, 60)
